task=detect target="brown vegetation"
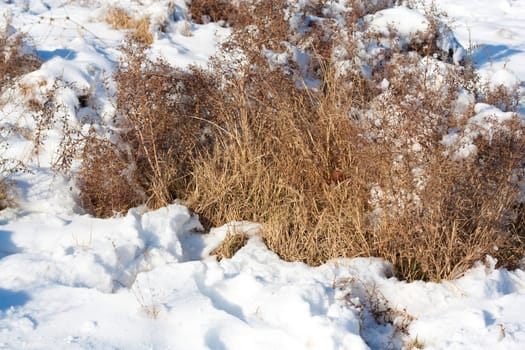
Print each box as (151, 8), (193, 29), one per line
(0, 18), (41, 210)
(105, 7), (153, 45)
(76, 1), (525, 281)
(0, 23), (40, 91)
(211, 232), (249, 261)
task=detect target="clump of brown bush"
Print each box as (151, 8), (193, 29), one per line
(184, 52), (372, 261)
(334, 275), (415, 348)
(0, 21), (40, 91)
(77, 130), (144, 217)
(390, 130), (525, 280)
(105, 7), (153, 45)
(211, 231), (249, 261)
(0, 18), (41, 210)
(77, 1), (525, 281)
(185, 54), (525, 280)
(77, 40), (216, 217)
(189, 0), (239, 25)
(0, 180), (8, 210)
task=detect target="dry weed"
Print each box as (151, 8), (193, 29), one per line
(77, 128), (144, 217)
(478, 83), (520, 112)
(189, 0), (239, 25)
(105, 7), (153, 45)
(334, 275), (415, 348)
(211, 232), (249, 261)
(75, 1), (525, 281)
(0, 24), (40, 91)
(0, 17), (41, 210)
(186, 58), (374, 265)
(77, 40), (216, 216)
(0, 178), (10, 210)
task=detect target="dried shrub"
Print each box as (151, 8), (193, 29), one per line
(188, 5), (524, 280)
(189, 0), (239, 25)
(77, 40), (216, 216)
(0, 18), (41, 210)
(0, 23), (40, 91)
(0, 163), (12, 214)
(77, 1), (525, 281)
(347, 0), (395, 23)
(477, 83), (520, 113)
(354, 49), (525, 280)
(186, 59), (374, 265)
(77, 130), (144, 218)
(370, 128), (525, 281)
(0, 180), (8, 210)
(105, 7), (153, 45)
(211, 232), (249, 261)
(0, 157), (26, 211)
(334, 275), (415, 348)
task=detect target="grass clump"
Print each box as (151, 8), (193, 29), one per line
(0, 176), (11, 210)
(0, 16), (41, 210)
(186, 59), (374, 265)
(0, 20), (40, 91)
(105, 7), (153, 45)
(77, 40), (215, 217)
(76, 1), (525, 281)
(189, 0), (239, 25)
(211, 232), (249, 261)
(77, 131), (144, 218)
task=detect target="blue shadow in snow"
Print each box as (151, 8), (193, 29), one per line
(37, 48), (77, 61)
(0, 230), (19, 259)
(472, 44), (523, 67)
(0, 288), (30, 312)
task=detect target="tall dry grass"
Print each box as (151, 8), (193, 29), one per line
(185, 54), (525, 280)
(1, 18), (41, 210)
(75, 1), (525, 281)
(105, 7), (153, 45)
(186, 58), (375, 264)
(0, 24), (40, 90)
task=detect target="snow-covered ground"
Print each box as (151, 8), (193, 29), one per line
(1, 0), (525, 349)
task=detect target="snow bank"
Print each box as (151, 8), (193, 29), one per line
(0, 204), (372, 349)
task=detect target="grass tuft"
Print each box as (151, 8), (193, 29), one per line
(1, 16), (41, 210)
(105, 7), (153, 45)
(211, 232), (249, 261)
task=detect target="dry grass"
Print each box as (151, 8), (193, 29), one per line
(334, 275), (416, 347)
(105, 7), (153, 45)
(0, 27), (40, 91)
(189, 0), (239, 25)
(185, 59), (374, 264)
(0, 179), (10, 210)
(1, 17), (41, 210)
(185, 54), (525, 281)
(0, 157), (26, 211)
(77, 41), (215, 217)
(211, 232), (249, 261)
(76, 1), (525, 281)
(372, 132), (525, 280)
(77, 129), (144, 217)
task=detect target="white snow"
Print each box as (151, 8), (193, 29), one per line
(1, 1), (525, 349)
(430, 0), (525, 114)
(369, 6), (430, 42)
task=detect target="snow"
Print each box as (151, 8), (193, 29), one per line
(442, 102), (517, 159)
(432, 0), (525, 110)
(0, 204), (371, 349)
(369, 6), (430, 41)
(1, 0), (525, 349)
